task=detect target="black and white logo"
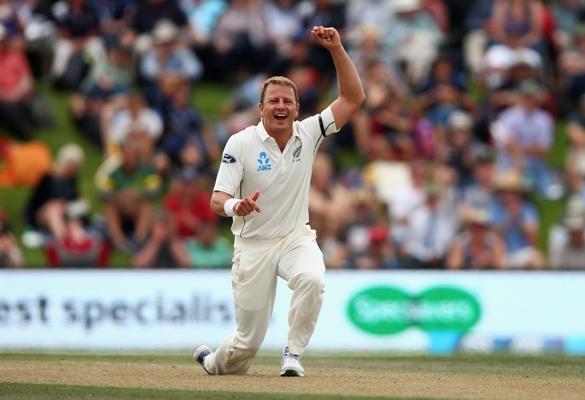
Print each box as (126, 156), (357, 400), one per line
(292, 144), (302, 162)
(222, 153), (236, 164)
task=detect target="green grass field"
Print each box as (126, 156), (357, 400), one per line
(1, 351), (584, 400)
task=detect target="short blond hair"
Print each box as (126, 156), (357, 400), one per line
(260, 76), (299, 105)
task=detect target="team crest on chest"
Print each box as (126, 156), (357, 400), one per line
(292, 144), (302, 162)
(257, 152), (272, 172)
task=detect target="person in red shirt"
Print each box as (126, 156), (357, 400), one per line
(0, 26), (36, 140)
(164, 167), (217, 239)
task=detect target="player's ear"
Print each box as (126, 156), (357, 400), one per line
(259, 102), (264, 114)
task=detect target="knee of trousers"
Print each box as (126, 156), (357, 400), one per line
(293, 271), (325, 295)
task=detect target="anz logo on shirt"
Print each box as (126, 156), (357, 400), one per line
(257, 152), (272, 172)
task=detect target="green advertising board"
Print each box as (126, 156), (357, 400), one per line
(347, 286), (481, 335)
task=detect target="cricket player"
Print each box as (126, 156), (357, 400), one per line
(193, 26), (365, 377)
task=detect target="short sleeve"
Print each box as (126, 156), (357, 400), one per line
(318, 106), (339, 137)
(213, 136), (244, 197)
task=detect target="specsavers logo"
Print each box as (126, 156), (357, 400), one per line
(347, 286), (481, 335)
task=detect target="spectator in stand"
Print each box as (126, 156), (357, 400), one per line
(565, 94), (585, 193)
(387, 159), (428, 246)
(551, 0), (585, 51)
(0, 210), (24, 268)
(416, 54), (475, 127)
(70, 39), (134, 149)
(460, 146), (498, 213)
(160, 78), (216, 166)
(485, 49), (545, 121)
(263, 0), (302, 60)
(344, 191), (387, 267)
(164, 167), (216, 239)
(0, 24), (38, 141)
(81, 39), (134, 98)
(437, 111), (480, 188)
(351, 224), (400, 270)
(447, 207), (507, 270)
(90, 0), (135, 46)
(558, 24), (585, 107)
(180, 0), (227, 47)
(550, 214), (585, 270)
(24, 144), (90, 245)
(96, 138), (162, 251)
(139, 19), (203, 109)
(101, 91), (163, 160)
(489, 0), (546, 53)
(345, 0), (394, 50)
(309, 152), (353, 244)
(493, 79), (557, 198)
(463, 0), (494, 76)
(186, 221), (232, 269)
(50, 0), (104, 90)
(384, 0), (443, 87)
(490, 169), (543, 269)
(132, 208), (189, 268)
(211, 0), (273, 77)
(130, 0), (189, 52)
(402, 183), (459, 268)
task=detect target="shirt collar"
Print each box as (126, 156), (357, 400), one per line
(257, 120), (301, 143)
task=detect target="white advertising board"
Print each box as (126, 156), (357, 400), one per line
(0, 270), (584, 354)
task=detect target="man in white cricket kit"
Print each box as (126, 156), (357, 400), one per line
(193, 26), (364, 377)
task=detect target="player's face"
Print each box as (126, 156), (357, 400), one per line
(259, 84), (299, 136)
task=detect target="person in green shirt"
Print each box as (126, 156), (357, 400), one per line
(96, 139), (162, 251)
(186, 222), (232, 269)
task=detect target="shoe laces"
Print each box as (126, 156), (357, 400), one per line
(282, 346), (301, 363)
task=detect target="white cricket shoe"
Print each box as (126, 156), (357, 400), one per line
(192, 344), (212, 375)
(280, 346), (304, 377)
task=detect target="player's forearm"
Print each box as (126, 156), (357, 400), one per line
(210, 191), (233, 217)
(329, 45), (365, 108)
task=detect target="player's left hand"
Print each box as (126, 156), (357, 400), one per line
(310, 26), (342, 50)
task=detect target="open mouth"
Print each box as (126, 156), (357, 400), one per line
(274, 113), (287, 121)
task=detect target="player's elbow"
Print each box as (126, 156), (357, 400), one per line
(355, 89), (366, 107)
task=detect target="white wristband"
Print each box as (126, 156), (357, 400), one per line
(224, 198), (240, 217)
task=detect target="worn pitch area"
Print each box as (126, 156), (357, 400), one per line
(1, 352), (584, 400)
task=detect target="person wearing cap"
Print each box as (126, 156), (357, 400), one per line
(494, 79), (557, 198)
(447, 207), (507, 269)
(549, 214), (585, 270)
(490, 169), (543, 269)
(139, 18), (202, 108)
(440, 110), (480, 188)
(24, 144), (89, 246)
(194, 26), (364, 377)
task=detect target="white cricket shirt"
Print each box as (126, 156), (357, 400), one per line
(214, 107), (338, 239)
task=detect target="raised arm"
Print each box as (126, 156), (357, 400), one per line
(311, 26), (365, 129)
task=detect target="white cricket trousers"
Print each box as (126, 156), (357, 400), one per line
(203, 225), (325, 375)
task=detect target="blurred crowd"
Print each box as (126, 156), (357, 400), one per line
(1, 0), (585, 270)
